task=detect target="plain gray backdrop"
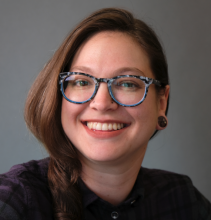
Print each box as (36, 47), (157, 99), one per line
(0, 0), (210, 201)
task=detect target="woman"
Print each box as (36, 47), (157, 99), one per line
(0, 8), (210, 220)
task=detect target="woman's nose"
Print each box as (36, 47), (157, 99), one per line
(89, 83), (118, 111)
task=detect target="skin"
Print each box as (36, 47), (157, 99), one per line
(61, 31), (169, 205)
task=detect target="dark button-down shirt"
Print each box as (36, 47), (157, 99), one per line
(0, 158), (210, 220)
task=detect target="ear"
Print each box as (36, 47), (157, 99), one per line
(156, 85), (170, 130)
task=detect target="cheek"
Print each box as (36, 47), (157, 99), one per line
(61, 99), (84, 134)
(130, 95), (159, 130)
(61, 100), (72, 138)
(131, 106), (157, 125)
(61, 99), (72, 123)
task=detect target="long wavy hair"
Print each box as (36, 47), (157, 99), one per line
(24, 8), (169, 220)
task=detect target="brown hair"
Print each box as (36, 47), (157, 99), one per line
(24, 8), (169, 220)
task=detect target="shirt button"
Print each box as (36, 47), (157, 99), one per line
(111, 211), (119, 219)
(131, 200), (136, 205)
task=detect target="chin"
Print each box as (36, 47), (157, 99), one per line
(78, 147), (126, 164)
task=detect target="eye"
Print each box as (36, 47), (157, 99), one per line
(74, 80), (90, 87)
(117, 81), (137, 88)
(114, 80), (142, 90)
(112, 77), (145, 93)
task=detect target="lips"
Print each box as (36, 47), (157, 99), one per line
(82, 121), (129, 138)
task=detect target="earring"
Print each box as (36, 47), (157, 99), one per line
(158, 116), (167, 128)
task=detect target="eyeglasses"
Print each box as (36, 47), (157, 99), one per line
(59, 72), (162, 107)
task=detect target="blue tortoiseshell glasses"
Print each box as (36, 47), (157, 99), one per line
(59, 72), (161, 107)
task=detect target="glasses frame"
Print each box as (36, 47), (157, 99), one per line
(59, 72), (162, 107)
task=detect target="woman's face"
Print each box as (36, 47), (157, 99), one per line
(61, 31), (167, 165)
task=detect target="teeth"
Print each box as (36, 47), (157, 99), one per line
(96, 123), (102, 130)
(102, 123), (108, 130)
(113, 123), (117, 130)
(93, 122), (97, 130)
(117, 124), (121, 130)
(86, 122), (125, 131)
(108, 123), (113, 130)
(87, 122), (93, 129)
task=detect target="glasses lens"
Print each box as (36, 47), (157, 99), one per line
(111, 77), (146, 105)
(63, 74), (95, 102)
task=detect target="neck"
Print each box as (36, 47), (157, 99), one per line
(80, 147), (146, 206)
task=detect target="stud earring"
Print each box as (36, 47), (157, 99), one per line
(158, 116), (167, 128)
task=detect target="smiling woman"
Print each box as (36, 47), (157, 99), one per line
(61, 31), (166, 168)
(0, 8), (210, 220)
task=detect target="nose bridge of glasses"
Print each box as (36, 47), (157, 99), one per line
(95, 78), (113, 88)
(94, 78), (113, 101)
(97, 78), (110, 83)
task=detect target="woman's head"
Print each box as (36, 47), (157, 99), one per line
(24, 7), (169, 163)
(24, 8), (170, 219)
(62, 30), (169, 165)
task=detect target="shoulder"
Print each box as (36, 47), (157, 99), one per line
(0, 158), (53, 220)
(140, 167), (211, 219)
(140, 167), (195, 203)
(141, 167), (193, 190)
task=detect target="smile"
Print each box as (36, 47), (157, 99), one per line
(85, 122), (127, 131)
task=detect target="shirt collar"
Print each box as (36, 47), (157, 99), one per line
(78, 167), (145, 208)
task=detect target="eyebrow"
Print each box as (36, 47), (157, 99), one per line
(70, 66), (146, 77)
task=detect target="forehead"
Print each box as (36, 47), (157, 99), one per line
(70, 31), (153, 78)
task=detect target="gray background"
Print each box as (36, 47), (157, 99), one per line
(0, 0), (210, 200)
